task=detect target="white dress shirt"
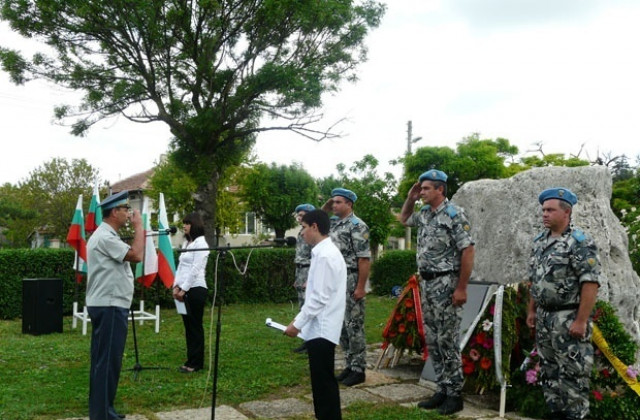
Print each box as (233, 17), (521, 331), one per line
(173, 236), (209, 291)
(293, 237), (347, 344)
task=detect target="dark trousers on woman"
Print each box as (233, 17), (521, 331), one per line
(181, 286), (207, 370)
(307, 338), (342, 420)
(88, 306), (129, 420)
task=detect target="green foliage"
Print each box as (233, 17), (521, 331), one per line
(519, 153), (589, 168)
(0, 183), (38, 247)
(1, 0), (386, 237)
(334, 154), (397, 252)
(240, 162), (319, 238)
(593, 301), (638, 365)
(369, 250), (417, 295)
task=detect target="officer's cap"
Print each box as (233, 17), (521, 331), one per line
(295, 203), (316, 213)
(419, 169), (448, 183)
(99, 190), (129, 210)
(331, 188), (357, 203)
(538, 187), (578, 206)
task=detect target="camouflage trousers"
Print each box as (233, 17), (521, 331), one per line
(420, 275), (463, 396)
(294, 266), (310, 309)
(536, 308), (594, 420)
(340, 271), (366, 372)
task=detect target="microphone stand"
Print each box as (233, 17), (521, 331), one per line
(178, 241), (288, 420)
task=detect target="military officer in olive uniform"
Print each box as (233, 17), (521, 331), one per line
(292, 203), (316, 354)
(526, 187), (601, 420)
(322, 188), (371, 387)
(400, 169), (475, 416)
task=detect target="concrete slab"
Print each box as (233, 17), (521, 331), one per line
(239, 397), (313, 419)
(365, 383), (430, 403)
(59, 415), (148, 420)
(156, 406), (248, 420)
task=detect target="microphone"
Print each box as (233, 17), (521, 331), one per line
(145, 226), (177, 236)
(272, 236), (297, 246)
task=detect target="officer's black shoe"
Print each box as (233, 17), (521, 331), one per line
(545, 412), (567, 420)
(292, 343), (307, 354)
(341, 370), (366, 386)
(335, 368), (352, 382)
(437, 396), (463, 415)
(417, 392), (447, 410)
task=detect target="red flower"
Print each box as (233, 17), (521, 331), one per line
(405, 298), (414, 308)
(475, 332), (487, 345)
(394, 313), (403, 322)
(480, 357), (492, 370)
(406, 335), (414, 346)
(601, 368), (610, 378)
(398, 324), (406, 333)
(406, 311), (416, 322)
(389, 331), (397, 338)
(592, 390), (603, 401)
(463, 360), (475, 375)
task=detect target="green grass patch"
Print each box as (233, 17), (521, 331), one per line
(0, 296), (398, 419)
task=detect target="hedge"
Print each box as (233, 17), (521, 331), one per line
(369, 249), (417, 295)
(0, 247), (298, 320)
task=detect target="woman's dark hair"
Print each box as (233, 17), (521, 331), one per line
(182, 212), (205, 241)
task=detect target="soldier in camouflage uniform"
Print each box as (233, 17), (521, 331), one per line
(322, 188), (371, 387)
(526, 188), (601, 420)
(292, 203), (315, 354)
(400, 169), (475, 416)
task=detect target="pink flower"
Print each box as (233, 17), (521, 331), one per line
(469, 348), (481, 361)
(525, 369), (538, 384)
(627, 366), (639, 380)
(482, 338), (494, 350)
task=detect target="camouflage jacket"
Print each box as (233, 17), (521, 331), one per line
(529, 225), (601, 308)
(329, 212), (371, 270)
(405, 199), (474, 272)
(294, 230), (313, 265)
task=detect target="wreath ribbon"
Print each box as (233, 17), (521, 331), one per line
(592, 324), (640, 397)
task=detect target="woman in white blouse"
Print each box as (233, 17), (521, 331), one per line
(172, 212), (209, 373)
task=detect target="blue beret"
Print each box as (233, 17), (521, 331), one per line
(419, 169), (448, 183)
(295, 203), (316, 213)
(538, 187), (578, 206)
(99, 190), (129, 210)
(331, 188), (357, 203)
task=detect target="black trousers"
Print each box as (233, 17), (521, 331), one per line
(88, 306), (129, 420)
(307, 338), (342, 420)
(181, 286), (207, 370)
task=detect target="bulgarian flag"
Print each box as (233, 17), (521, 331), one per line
(135, 197), (159, 287)
(157, 193), (176, 288)
(85, 180), (102, 234)
(66, 195), (87, 282)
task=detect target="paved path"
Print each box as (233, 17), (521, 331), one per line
(61, 345), (536, 420)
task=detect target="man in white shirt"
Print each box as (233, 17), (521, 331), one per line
(285, 210), (347, 420)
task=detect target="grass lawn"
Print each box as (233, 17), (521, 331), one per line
(0, 295), (428, 420)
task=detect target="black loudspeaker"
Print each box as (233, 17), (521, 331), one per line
(22, 278), (63, 335)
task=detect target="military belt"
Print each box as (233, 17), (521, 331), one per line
(296, 263), (310, 268)
(540, 303), (580, 312)
(347, 267), (359, 273)
(420, 270), (456, 281)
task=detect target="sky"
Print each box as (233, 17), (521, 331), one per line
(1, 0), (639, 187)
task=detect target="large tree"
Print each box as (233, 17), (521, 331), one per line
(0, 0), (385, 245)
(240, 162), (318, 238)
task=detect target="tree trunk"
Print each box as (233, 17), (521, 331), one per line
(194, 171), (219, 248)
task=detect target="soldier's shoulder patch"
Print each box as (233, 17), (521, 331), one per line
(534, 231), (545, 242)
(444, 204), (458, 218)
(463, 224), (470, 231)
(349, 215), (360, 225)
(363, 232), (369, 240)
(587, 257), (597, 266)
(571, 229), (586, 243)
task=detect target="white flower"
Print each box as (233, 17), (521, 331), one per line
(482, 319), (493, 331)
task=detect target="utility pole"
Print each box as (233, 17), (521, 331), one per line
(404, 121), (422, 250)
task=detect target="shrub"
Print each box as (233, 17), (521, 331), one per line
(370, 250), (417, 295)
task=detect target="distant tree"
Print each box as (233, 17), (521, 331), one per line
(240, 163), (318, 238)
(333, 154), (396, 258)
(18, 158), (100, 241)
(0, 183), (37, 247)
(0, 0), (385, 247)
(520, 153), (589, 168)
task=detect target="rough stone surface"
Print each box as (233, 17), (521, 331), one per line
(365, 383), (431, 402)
(452, 165), (640, 340)
(239, 397), (313, 419)
(156, 406), (248, 420)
